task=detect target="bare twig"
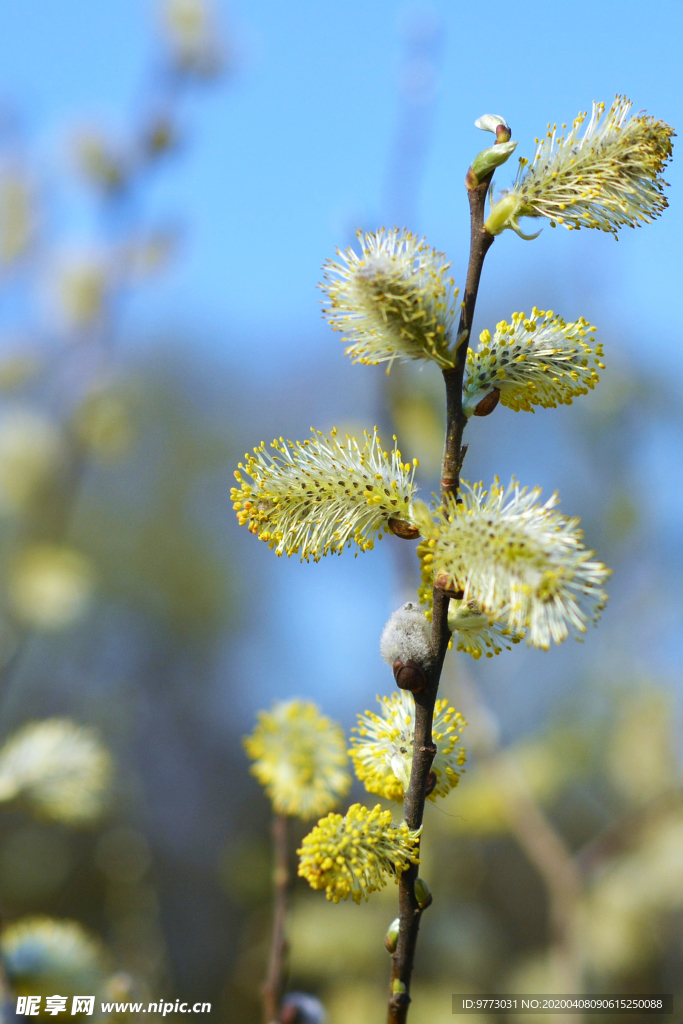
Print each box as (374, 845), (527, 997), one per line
(440, 184), (495, 499)
(262, 814), (290, 1024)
(387, 180), (494, 1024)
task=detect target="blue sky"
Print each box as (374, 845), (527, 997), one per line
(0, 0), (680, 371)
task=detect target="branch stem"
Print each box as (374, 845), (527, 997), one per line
(441, 186), (495, 497)
(387, 181), (494, 1024)
(262, 813), (290, 1024)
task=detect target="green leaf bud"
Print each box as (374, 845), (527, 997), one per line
(384, 917), (400, 953)
(466, 140), (518, 189)
(414, 876), (433, 910)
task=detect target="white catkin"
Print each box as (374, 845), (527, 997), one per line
(379, 602), (432, 667)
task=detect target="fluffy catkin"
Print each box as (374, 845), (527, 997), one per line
(379, 601), (431, 667)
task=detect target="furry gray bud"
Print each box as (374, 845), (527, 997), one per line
(380, 602), (431, 668)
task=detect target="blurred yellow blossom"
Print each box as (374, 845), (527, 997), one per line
(0, 719), (112, 824)
(1, 917), (107, 999)
(8, 544), (94, 629)
(0, 352), (41, 391)
(451, 735), (582, 836)
(72, 129), (126, 191)
(162, 0), (223, 77)
(581, 810), (683, 972)
(0, 409), (64, 511)
(57, 258), (108, 329)
(287, 899), (390, 978)
(605, 688), (679, 805)
(0, 169), (33, 265)
(74, 392), (134, 461)
(244, 699), (350, 819)
(125, 232), (178, 280)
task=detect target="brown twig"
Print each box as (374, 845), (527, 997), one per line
(262, 813), (290, 1024)
(440, 184), (495, 499)
(387, 180), (494, 1024)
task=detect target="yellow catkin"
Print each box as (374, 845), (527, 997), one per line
(420, 479), (610, 650)
(231, 427), (418, 561)
(350, 691), (466, 801)
(464, 309), (603, 415)
(297, 803), (420, 903)
(486, 96), (674, 238)
(321, 228), (459, 371)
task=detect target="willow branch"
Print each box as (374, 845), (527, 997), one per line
(441, 183), (495, 498)
(262, 813), (290, 1024)
(387, 180), (494, 1024)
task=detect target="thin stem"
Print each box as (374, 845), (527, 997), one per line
(262, 813), (290, 1024)
(387, 180), (494, 1024)
(441, 183), (495, 498)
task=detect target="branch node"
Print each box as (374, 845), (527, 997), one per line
(434, 573), (464, 600)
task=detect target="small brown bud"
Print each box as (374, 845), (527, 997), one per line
(425, 771), (437, 797)
(392, 658), (426, 694)
(388, 518), (421, 540)
(495, 123), (512, 143)
(473, 388), (500, 417)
